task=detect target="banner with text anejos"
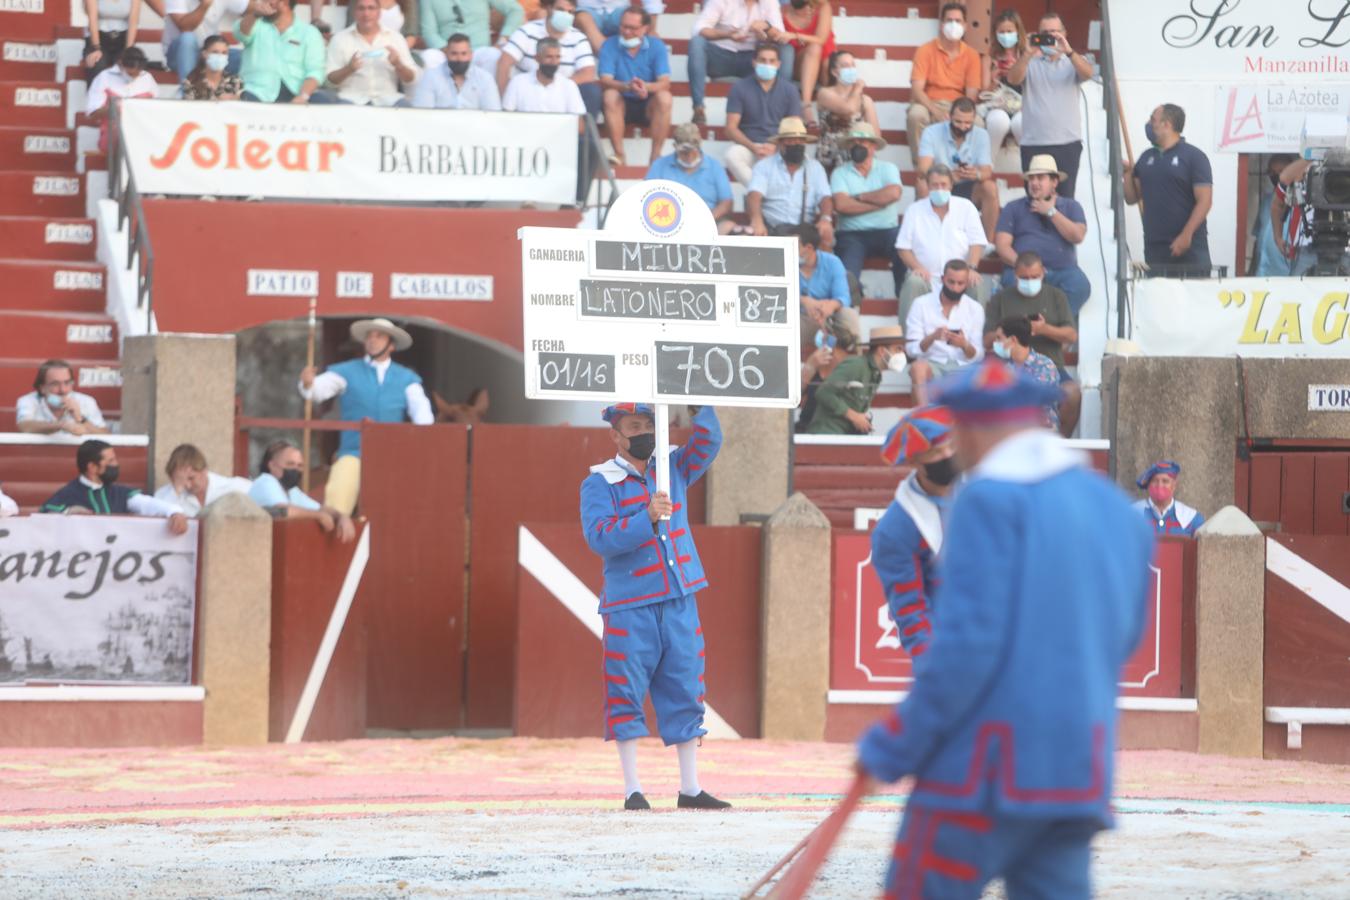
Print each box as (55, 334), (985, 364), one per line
(0, 516), (198, 685)
(118, 100), (579, 205)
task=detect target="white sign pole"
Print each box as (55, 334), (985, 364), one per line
(654, 402), (671, 519)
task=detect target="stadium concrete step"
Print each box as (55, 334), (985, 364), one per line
(792, 462), (898, 492)
(0, 259), (104, 311)
(0, 124), (75, 170)
(0, 80), (66, 128)
(0, 357), (121, 410)
(0, 170), (85, 216)
(0, 38), (57, 80)
(0, 215), (96, 260)
(0, 310), (118, 359)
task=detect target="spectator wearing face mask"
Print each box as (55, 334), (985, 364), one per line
(993, 154), (1088, 316)
(687, 0), (793, 128)
(792, 222), (859, 350)
(830, 122), (903, 299)
(16, 359), (109, 436)
(412, 32), (502, 109)
(250, 439), (356, 542)
(1004, 12), (1092, 199)
(574, 0), (664, 54)
(895, 164), (989, 327)
(1134, 460), (1205, 537)
(904, 259), (984, 406)
(806, 324), (907, 435)
(497, 0), (599, 114)
(153, 443), (253, 516)
(917, 96), (999, 242)
(164, 0), (250, 82)
(906, 2), (982, 184)
(502, 36), (587, 113)
(598, 8), (672, 166)
(746, 116), (833, 246)
(183, 34), (244, 99)
(990, 316), (1060, 430)
(41, 440), (190, 536)
(722, 43), (802, 187)
(1122, 103), (1213, 278)
(646, 124), (735, 231)
(984, 9), (1025, 153)
(326, 0), (420, 106)
(814, 50), (880, 169)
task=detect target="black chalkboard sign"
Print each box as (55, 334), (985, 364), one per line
(594, 241), (785, 278)
(737, 285), (789, 325)
(654, 341), (790, 400)
(578, 280), (717, 322)
(537, 352), (613, 393)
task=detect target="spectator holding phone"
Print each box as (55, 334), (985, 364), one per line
(990, 315), (1061, 430)
(906, 2), (982, 183)
(806, 324), (906, 435)
(793, 222), (859, 350)
(904, 259), (984, 406)
(1004, 11), (1092, 198)
(916, 96), (999, 242)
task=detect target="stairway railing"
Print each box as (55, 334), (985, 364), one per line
(1100, 0), (1130, 340)
(106, 100), (155, 334)
(581, 113), (619, 228)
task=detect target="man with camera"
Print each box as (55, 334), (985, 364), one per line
(1271, 157), (1350, 277)
(1005, 12), (1093, 199)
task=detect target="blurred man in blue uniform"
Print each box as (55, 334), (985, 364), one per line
(871, 405), (957, 658)
(580, 402), (731, 812)
(1134, 459), (1205, 537)
(857, 359), (1156, 899)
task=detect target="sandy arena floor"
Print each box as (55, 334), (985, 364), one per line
(1, 738), (1348, 898)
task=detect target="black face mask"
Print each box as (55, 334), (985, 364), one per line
(279, 468), (302, 491)
(538, 63), (560, 79)
(849, 143), (869, 164)
(781, 144), (806, 165)
(624, 432), (656, 461)
(100, 464), (121, 485)
(941, 286), (964, 302)
(923, 456), (958, 486)
(950, 125), (970, 140)
(447, 59), (471, 76)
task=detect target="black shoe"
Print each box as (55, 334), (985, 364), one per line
(624, 791), (651, 810)
(677, 790), (731, 810)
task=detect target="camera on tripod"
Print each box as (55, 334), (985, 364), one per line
(1298, 114), (1350, 276)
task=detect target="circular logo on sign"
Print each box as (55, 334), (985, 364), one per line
(641, 189), (682, 236)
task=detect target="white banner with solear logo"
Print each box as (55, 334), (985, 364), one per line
(118, 99), (579, 205)
(0, 516), (198, 685)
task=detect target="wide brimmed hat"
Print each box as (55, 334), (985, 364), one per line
(839, 122), (887, 149)
(864, 324), (905, 346)
(1023, 153), (1068, 181)
(350, 317), (413, 351)
(768, 116), (818, 144)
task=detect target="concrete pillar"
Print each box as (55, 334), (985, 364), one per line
(759, 492), (831, 740)
(705, 407), (791, 526)
(122, 333), (237, 490)
(1194, 506), (1265, 758)
(198, 492), (274, 745)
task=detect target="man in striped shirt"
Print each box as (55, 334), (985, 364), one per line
(496, 0), (600, 113)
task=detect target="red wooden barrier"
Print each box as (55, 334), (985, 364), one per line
(269, 518), (369, 742)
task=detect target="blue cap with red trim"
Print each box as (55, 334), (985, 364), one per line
(880, 405), (953, 466)
(602, 402), (655, 424)
(930, 358), (1062, 424)
(1136, 459), (1181, 489)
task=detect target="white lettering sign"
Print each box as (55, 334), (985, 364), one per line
(0, 517), (197, 685)
(32, 175), (77, 196)
(390, 273), (493, 301)
(78, 366), (122, 387)
(119, 101), (579, 204)
(247, 269), (318, 297)
(0, 0), (44, 12)
(53, 270), (102, 290)
(67, 323), (113, 343)
(45, 222), (93, 244)
(1308, 385), (1350, 411)
(336, 271), (373, 298)
(14, 87), (61, 107)
(3, 42), (56, 63)
(23, 134), (69, 154)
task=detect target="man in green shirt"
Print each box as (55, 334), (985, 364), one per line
(806, 325), (907, 435)
(236, 0), (335, 103)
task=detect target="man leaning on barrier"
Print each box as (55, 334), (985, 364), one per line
(40, 439), (189, 535)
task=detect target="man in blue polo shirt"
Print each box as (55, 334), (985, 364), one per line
(598, 8), (671, 166)
(791, 222), (858, 348)
(993, 154), (1090, 315)
(831, 122), (905, 299)
(646, 124), (735, 229)
(1124, 103), (1214, 277)
(917, 96), (1000, 241)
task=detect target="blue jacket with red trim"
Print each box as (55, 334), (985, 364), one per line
(870, 473), (946, 657)
(858, 430), (1155, 824)
(580, 406), (722, 612)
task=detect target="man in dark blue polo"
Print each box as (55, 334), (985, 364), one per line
(1123, 103), (1214, 278)
(598, 8), (671, 166)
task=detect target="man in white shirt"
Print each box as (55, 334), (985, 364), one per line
(503, 37), (587, 114)
(16, 359), (109, 436)
(904, 259), (985, 405)
(326, 0), (418, 106)
(85, 47), (157, 120)
(412, 33), (502, 109)
(687, 0), (792, 125)
(163, 0), (251, 80)
(153, 443), (253, 516)
(895, 163), (989, 326)
(497, 0), (599, 114)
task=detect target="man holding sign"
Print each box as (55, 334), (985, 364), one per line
(579, 401), (730, 812)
